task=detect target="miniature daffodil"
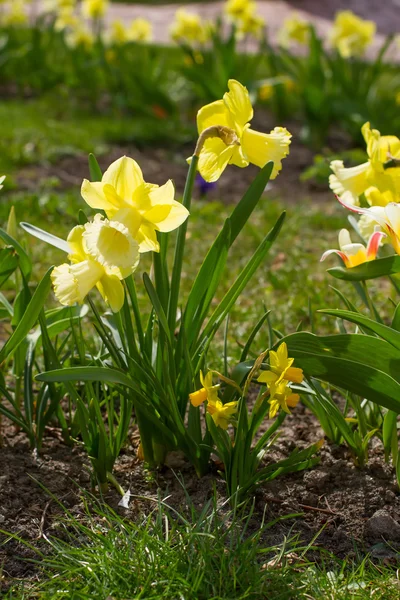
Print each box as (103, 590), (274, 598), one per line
(257, 342), (303, 386)
(195, 79), (291, 182)
(189, 371), (220, 407)
(52, 216), (139, 312)
(278, 14), (310, 47)
(81, 156), (189, 253)
(268, 380), (299, 419)
(329, 122), (400, 206)
(330, 10), (375, 58)
(206, 398), (238, 430)
(321, 228), (384, 268)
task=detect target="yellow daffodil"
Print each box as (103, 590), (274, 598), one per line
(206, 397), (238, 430)
(237, 11), (265, 40)
(81, 156), (189, 253)
(337, 198), (400, 256)
(52, 216), (139, 312)
(170, 9), (210, 44)
(44, 0), (76, 10)
(321, 228), (384, 268)
(129, 18), (152, 42)
(268, 380), (299, 419)
(278, 14), (310, 47)
(1, 1), (28, 26)
(82, 0), (108, 20)
(108, 20), (130, 44)
(330, 10), (375, 58)
(225, 0), (255, 22)
(257, 342), (303, 387)
(258, 82), (273, 102)
(54, 6), (79, 31)
(195, 79), (291, 182)
(189, 370), (220, 407)
(329, 122), (400, 206)
(65, 24), (94, 49)
(0, 176), (5, 191)
(357, 207), (388, 242)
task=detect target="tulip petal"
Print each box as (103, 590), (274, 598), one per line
(320, 249), (349, 265)
(366, 231), (385, 260)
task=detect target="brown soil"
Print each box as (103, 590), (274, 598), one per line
(1, 402), (400, 592)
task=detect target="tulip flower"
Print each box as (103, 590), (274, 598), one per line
(257, 342), (303, 386)
(81, 156), (189, 253)
(330, 10), (375, 58)
(268, 380), (299, 419)
(321, 228), (385, 268)
(52, 216), (139, 312)
(189, 371), (220, 407)
(329, 122), (400, 206)
(278, 14), (310, 47)
(194, 79), (291, 182)
(206, 398), (238, 430)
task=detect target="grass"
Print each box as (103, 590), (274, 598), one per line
(4, 487), (400, 599)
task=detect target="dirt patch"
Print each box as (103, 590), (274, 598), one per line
(1, 402), (400, 591)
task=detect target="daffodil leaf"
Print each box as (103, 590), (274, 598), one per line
(327, 256), (400, 281)
(20, 222), (70, 254)
(0, 247), (19, 287)
(88, 153), (103, 182)
(0, 227), (32, 280)
(319, 309), (400, 351)
(282, 331), (400, 413)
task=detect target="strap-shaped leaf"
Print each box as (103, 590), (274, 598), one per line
(0, 247), (19, 287)
(0, 227), (32, 280)
(282, 331), (400, 412)
(328, 256), (400, 281)
(20, 222), (70, 254)
(320, 309), (400, 351)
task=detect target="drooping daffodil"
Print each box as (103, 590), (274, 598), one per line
(81, 156), (189, 253)
(194, 79), (291, 182)
(321, 228), (384, 268)
(189, 371), (220, 407)
(206, 397), (238, 430)
(52, 215), (139, 312)
(330, 10), (375, 58)
(336, 197), (400, 256)
(268, 380), (299, 419)
(278, 14), (310, 47)
(257, 342), (303, 387)
(329, 122), (400, 206)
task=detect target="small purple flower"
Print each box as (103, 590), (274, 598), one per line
(196, 173), (217, 197)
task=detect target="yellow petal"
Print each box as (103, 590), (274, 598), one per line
(97, 274), (125, 313)
(81, 180), (119, 212)
(198, 137), (235, 182)
(329, 160), (370, 204)
(102, 156), (144, 201)
(145, 202), (189, 233)
(229, 145), (249, 168)
(223, 79), (253, 133)
(284, 367), (304, 384)
(52, 259), (104, 306)
(189, 388), (208, 407)
(67, 225), (87, 262)
(136, 223), (160, 253)
(257, 370), (277, 384)
(197, 99), (234, 134)
(241, 126), (291, 177)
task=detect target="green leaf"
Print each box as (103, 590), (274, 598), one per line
(328, 256), (400, 281)
(20, 222), (70, 254)
(282, 331), (400, 413)
(36, 366), (136, 390)
(320, 309), (400, 351)
(0, 267), (53, 364)
(0, 228), (31, 280)
(392, 302), (400, 332)
(0, 247), (19, 287)
(88, 153), (103, 182)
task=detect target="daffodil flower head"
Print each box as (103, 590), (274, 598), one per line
(257, 342), (303, 387)
(329, 122), (400, 206)
(54, 7), (79, 32)
(236, 11), (265, 40)
(1, 1), (28, 26)
(189, 370), (220, 407)
(82, 0), (109, 20)
(278, 14), (310, 47)
(109, 20), (130, 44)
(225, 0), (256, 22)
(129, 18), (153, 42)
(194, 79), (291, 182)
(330, 10), (375, 58)
(170, 9), (210, 44)
(206, 397), (238, 430)
(321, 228), (384, 268)
(51, 217), (139, 312)
(81, 156), (189, 253)
(268, 380), (299, 419)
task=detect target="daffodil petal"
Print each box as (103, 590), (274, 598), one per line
(329, 160), (370, 202)
(52, 259), (104, 306)
(81, 180), (118, 212)
(102, 156), (144, 200)
(197, 137), (235, 182)
(223, 79), (253, 132)
(242, 126), (291, 177)
(197, 99), (234, 133)
(67, 225), (86, 262)
(136, 223), (160, 253)
(97, 274), (125, 313)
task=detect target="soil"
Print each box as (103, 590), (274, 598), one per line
(1, 402), (400, 592)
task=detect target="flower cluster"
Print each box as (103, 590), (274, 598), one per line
(189, 371), (238, 430)
(323, 122), (400, 268)
(257, 343), (303, 418)
(52, 156), (189, 312)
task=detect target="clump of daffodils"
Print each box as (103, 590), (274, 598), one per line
(108, 18), (152, 45)
(278, 13), (310, 48)
(257, 342), (303, 418)
(330, 10), (375, 58)
(323, 121), (400, 268)
(189, 371), (238, 430)
(225, 0), (265, 41)
(170, 9), (211, 45)
(51, 156), (189, 311)
(193, 79), (291, 182)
